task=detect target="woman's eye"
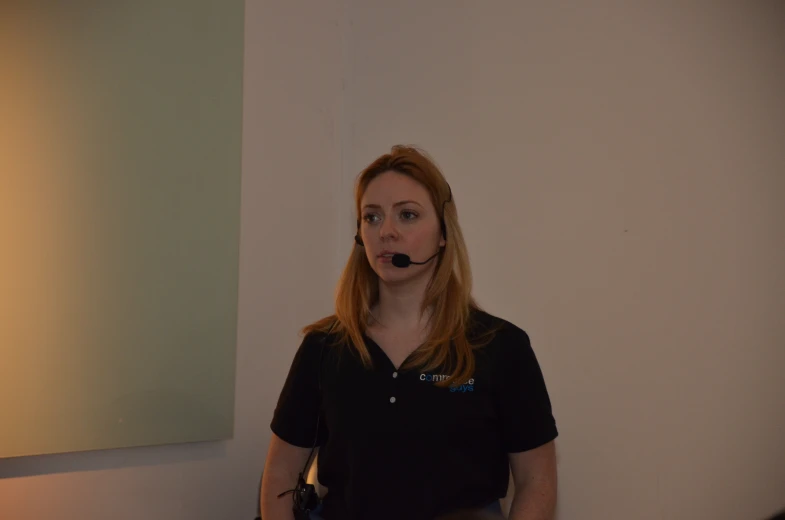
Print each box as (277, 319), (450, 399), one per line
(362, 211), (417, 223)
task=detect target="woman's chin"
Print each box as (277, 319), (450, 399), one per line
(375, 265), (430, 285)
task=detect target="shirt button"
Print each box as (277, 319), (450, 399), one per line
(389, 397), (396, 404)
(392, 372), (398, 378)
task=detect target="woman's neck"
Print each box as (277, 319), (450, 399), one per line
(373, 275), (433, 330)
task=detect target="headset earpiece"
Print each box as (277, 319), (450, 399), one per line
(440, 183), (452, 241)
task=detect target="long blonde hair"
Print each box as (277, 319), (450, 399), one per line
(303, 145), (498, 387)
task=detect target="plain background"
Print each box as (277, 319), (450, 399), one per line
(1, 1), (783, 519)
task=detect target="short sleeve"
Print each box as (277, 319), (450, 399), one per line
(493, 326), (558, 453)
(270, 333), (328, 448)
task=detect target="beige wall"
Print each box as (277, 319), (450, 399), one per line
(2, 2), (783, 520)
(347, 2), (785, 520)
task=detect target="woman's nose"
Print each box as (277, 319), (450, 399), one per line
(379, 215), (399, 239)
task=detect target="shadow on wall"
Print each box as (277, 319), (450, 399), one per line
(0, 440), (227, 479)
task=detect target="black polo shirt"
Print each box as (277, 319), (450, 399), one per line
(270, 309), (558, 520)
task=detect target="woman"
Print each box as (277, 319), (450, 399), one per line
(260, 145), (558, 520)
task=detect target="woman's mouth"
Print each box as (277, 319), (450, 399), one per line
(378, 252), (397, 263)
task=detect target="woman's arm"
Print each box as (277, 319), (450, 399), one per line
(260, 433), (314, 520)
(507, 440), (557, 520)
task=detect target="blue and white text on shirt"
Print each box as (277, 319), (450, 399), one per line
(419, 373), (475, 392)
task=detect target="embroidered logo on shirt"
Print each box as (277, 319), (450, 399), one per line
(419, 373), (475, 392)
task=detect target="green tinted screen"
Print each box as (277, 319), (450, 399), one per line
(0, 1), (245, 458)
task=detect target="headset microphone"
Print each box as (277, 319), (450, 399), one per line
(391, 251), (440, 268)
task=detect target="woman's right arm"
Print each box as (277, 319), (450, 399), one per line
(260, 433), (314, 520)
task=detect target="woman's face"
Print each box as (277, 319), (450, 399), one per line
(359, 171), (446, 284)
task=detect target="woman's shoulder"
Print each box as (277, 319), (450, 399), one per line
(301, 314), (340, 341)
(468, 307), (530, 345)
(469, 309), (547, 386)
(296, 314), (352, 362)
(289, 315), (337, 358)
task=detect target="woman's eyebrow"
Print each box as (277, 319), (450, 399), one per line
(362, 200), (424, 210)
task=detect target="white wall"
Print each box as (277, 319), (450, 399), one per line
(347, 2), (785, 520)
(0, 1), (347, 519)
